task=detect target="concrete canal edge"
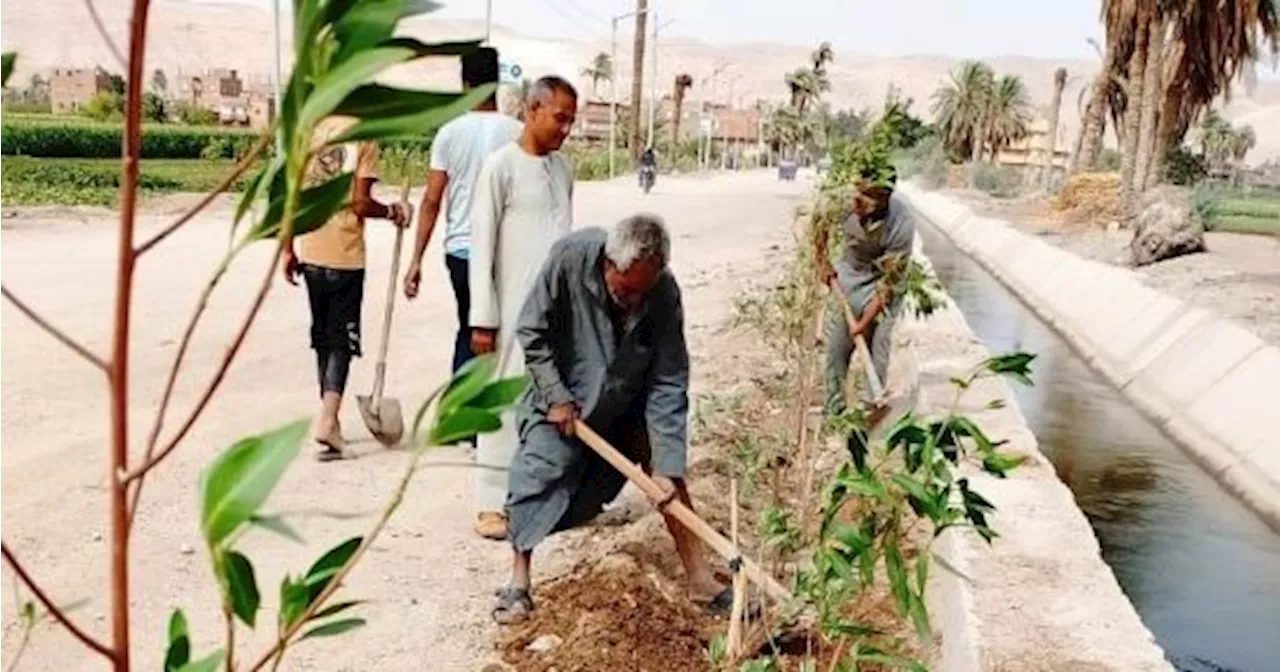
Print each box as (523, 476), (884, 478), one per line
(897, 244), (1170, 670)
(897, 183), (1280, 535)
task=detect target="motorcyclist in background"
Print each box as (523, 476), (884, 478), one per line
(639, 145), (657, 191)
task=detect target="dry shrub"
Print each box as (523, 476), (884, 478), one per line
(1052, 172), (1122, 224)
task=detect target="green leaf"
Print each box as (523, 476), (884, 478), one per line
(233, 157), (281, 234)
(164, 609), (190, 672)
(985, 352), (1036, 386)
(2, 52), (16, 87)
(845, 427), (868, 472)
(173, 651), (224, 672)
(310, 600), (365, 621)
(399, 0), (443, 18)
(981, 451), (1027, 477)
(908, 589), (932, 642)
(255, 172), (354, 240)
(428, 407), (502, 446)
(223, 551), (261, 628)
(436, 354), (498, 415)
(200, 420), (307, 547)
(986, 398), (1006, 410)
(380, 37), (483, 58)
(250, 514), (304, 544)
(916, 551), (930, 595)
(330, 0), (402, 65)
(333, 84), (470, 120)
(332, 84), (496, 143)
(885, 543), (910, 617)
(889, 474), (929, 503)
(279, 575), (309, 631)
(300, 617), (366, 640)
(298, 46), (415, 132)
(305, 537), (363, 602)
(466, 377), (529, 411)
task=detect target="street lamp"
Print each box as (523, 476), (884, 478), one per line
(609, 7), (649, 180)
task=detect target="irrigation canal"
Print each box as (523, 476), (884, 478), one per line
(917, 222), (1280, 672)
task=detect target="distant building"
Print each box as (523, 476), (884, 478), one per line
(574, 99), (629, 143)
(168, 68), (274, 129)
(996, 116), (1070, 169)
(50, 67), (112, 113)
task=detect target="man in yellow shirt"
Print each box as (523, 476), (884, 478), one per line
(282, 117), (412, 461)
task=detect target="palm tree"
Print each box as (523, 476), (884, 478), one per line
(580, 52), (613, 98)
(984, 74), (1033, 160)
(670, 73), (693, 147)
(930, 60), (994, 162)
(1039, 67), (1068, 184)
(811, 41), (835, 76)
(786, 67), (828, 115)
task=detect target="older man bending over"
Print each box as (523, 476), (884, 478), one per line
(491, 214), (727, 623)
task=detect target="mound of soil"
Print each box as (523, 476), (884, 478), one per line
(498, 554), (719, 672)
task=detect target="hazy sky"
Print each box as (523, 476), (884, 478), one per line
(193, 0), (1110, 60)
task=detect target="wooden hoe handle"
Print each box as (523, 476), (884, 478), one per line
(572, 419), (794, 604)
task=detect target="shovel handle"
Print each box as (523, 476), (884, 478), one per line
(827, 278), (884, 400)
(572, 420), (794, 604)
(371, 183), (412, 404)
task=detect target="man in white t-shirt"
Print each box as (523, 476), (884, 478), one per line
(404, 47), (522, 379)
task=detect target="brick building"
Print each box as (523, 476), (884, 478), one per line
(50, 67), (112, 113)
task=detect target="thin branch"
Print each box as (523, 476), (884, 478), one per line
(244, 443), (429, 672)
(120, 240), (283, 485)
(136, 131), (273, 256)
(0, 543), (113, 660)
(1, 286), (109, 372)
(127, 251), (236, 527)
(82, 0), (127, 69)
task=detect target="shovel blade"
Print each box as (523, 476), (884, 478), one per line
(357, 394), (405, 447)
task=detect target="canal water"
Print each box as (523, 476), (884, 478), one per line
(916, 223), (1280, 672)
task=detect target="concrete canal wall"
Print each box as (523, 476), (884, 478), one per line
(897, 183), (1280, 532)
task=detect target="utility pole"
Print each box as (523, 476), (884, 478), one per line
(270, 0), (283, 154)
(609, 6), (649, 179)
(648, 15), (675, 149)
(629, 0), (649, 161)
(484, 0), (493, 44)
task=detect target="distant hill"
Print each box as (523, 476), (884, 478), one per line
(4, 0), (1279, 163)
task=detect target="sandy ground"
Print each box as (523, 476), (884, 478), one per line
(0, 170), (805, 670)
(943, 190), (1280, 347)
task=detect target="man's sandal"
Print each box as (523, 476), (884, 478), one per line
(492, 586), (533, 624)
(704, 586), (762, 620)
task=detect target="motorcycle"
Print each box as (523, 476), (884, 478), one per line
(639, 164), (656, 194)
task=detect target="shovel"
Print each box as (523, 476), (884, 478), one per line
(357, 184), (411, 447)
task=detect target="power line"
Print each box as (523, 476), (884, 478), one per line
(540, 0), (608, 40)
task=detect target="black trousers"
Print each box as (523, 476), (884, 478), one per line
(301, 263), (364, 395)
(445, 253), (473, 374)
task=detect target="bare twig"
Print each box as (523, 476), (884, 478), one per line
(1, 543), (113, 660)
(136, 131), (273, 256)
(82, 0), (127, 69)
(120, 240), (283, 485)
(1, 286), (108, 372)
(224, 606), (235, 672)
(127, 251), (236, 526)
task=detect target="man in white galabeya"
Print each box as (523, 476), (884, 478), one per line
(467, 76), (578, 541)
(404, 47), (521, 375)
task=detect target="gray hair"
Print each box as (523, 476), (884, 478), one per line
(606, 214), (670, 272)
(527, 75), (578, 107)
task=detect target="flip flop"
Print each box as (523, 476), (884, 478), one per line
(704, 587), (762, 620)
(492, 586), (534, 625)
(315, 425), (347, 462)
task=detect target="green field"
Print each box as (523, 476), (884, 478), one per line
(1201, 189), (1280, 236)
(1, 157), (255, 206)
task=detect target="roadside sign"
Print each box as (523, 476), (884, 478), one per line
(500, 60), (523, 84)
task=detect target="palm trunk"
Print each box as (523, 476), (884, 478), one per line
(1119, 11), (1150, 219)
(672, 90), (684, 148)
(1042, 69), (1067, 186)
(1072, 43), (1119, 174)
(1147, 37), (1184, 189)
(629, 0), (648, 158)
(1133, 17), (1164, 195)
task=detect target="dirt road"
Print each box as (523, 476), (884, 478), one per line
(0, 170), (805, 670)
